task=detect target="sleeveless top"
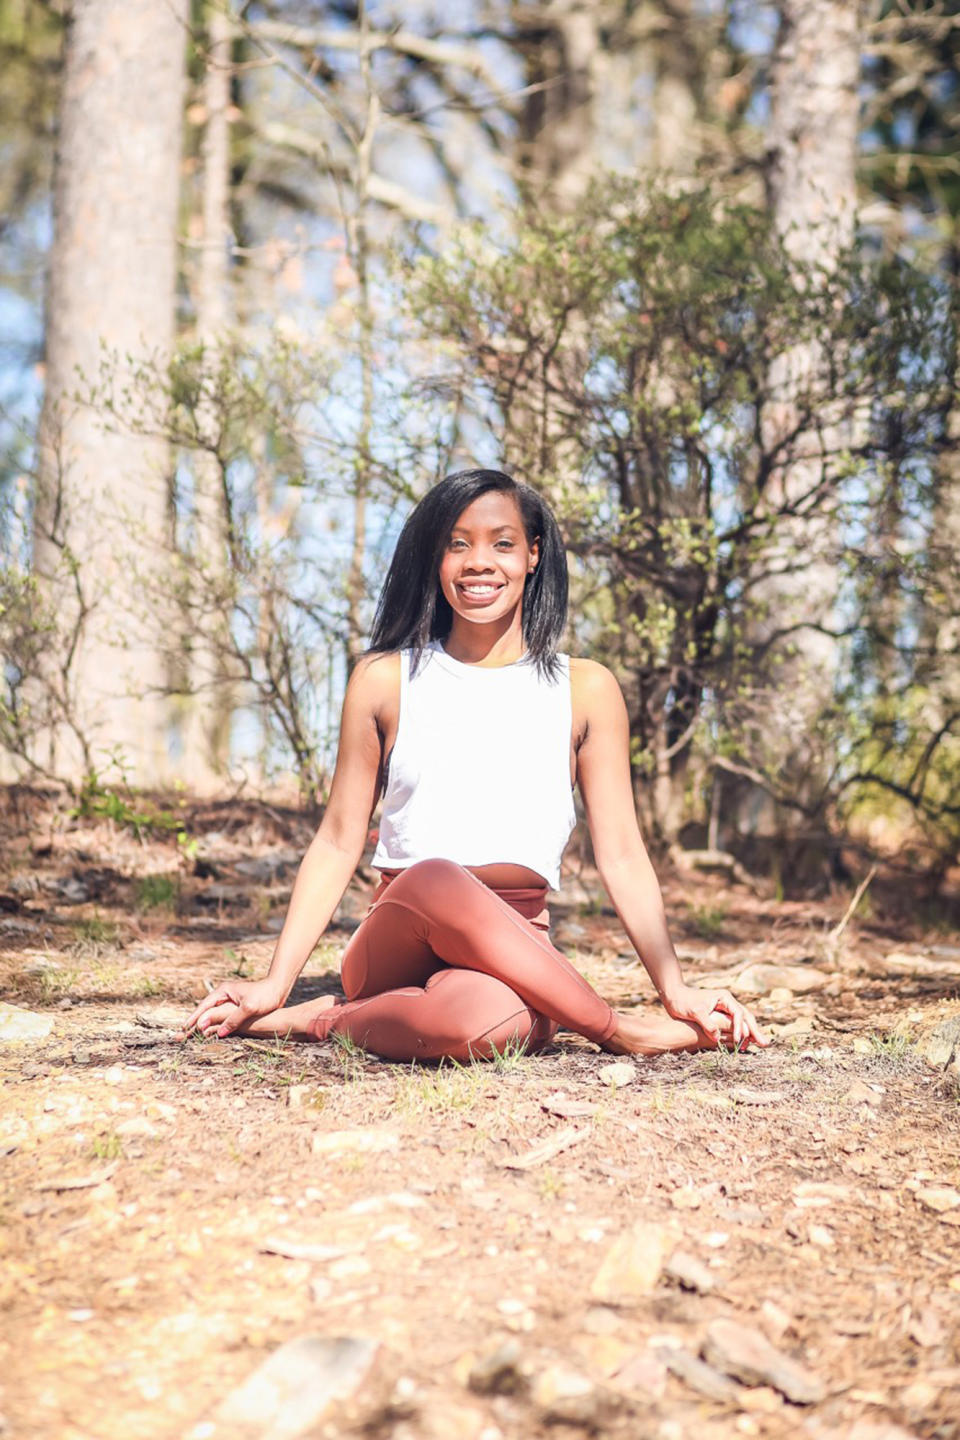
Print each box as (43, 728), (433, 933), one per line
(370, 640), (576, 891)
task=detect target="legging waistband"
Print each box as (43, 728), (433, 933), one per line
(373, 869), (551, 931)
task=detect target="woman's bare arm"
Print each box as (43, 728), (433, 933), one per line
(182, 653), (396, 1038)
(574, 659), (767, 1049)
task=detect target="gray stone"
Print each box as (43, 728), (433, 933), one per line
(661, 1347), (740, 1403)
(235, 850), (300, 883)
(533, 1365), (618, 1426)
(467, 1340), (529, 1396)
(198, 883), (251, 906)
(0, 1004), (53, 1043)
(663, 1251), (714, 1295)
(214, 1334), (378, 1439)
(44, 876), (90, 904)
(700, 1318), (824, 1404)
(920, 1016), (960, 1070)
(596, 1062), (638, 1088)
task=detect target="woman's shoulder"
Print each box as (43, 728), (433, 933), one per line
(568, 655), (622, 696)
(348, 650), (402, 710)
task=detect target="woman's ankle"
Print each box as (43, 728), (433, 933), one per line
(603, 1010), (711, 1057)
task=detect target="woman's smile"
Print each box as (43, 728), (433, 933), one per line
(457, 581), (505, 603)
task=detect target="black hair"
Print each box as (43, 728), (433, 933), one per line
(366, 469), (568, 681)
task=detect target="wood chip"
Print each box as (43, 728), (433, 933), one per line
(501, 1126), (588, 1170)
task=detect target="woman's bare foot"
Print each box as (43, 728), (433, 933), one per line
(603, 1007), (738, 1057)
(231, 995), (339, 1040)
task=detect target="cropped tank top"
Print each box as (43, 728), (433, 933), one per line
(370, 640), (576, 891)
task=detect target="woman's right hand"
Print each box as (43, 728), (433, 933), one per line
(181, 977), (287, 1040)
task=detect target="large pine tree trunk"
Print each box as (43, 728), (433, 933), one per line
(33, 0), (187, 785)
(744, 0), (861, 837)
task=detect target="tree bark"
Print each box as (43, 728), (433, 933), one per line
(33, 0), (187, 785)
(747, 0), (861, 829)
(183, 0), (234, 786)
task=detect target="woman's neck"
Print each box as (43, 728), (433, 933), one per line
(442, 618), (526, 668)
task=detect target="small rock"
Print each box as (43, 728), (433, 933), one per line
(701, 1318), (824, 1405)
(728, 1087), (787, 1107)
(738, 1386), (782, 1413)
(660, 1347), (740, 1403)
(844, 1079), (884, 1107)
(591, 1222), (673, 1305)
(114, 1117), (162, 1139)
(759, 1301), (792, 1344)
(47, 876), (90, 904)
(907, 1307), (945, 1348)
(809, 1225), (834, 1248)
(23, 957), (60, 976)
(901, 1379), (939, 1410)
(198, 883), (251, 906)
(0, 1004), (54, 1043)
(921, 1016), (960, 1069)
(328, 1256), (371, 1281)
(467, 1339), (529, 1396)
(878, 952), (958, 979)
(663, 1250), (714, 1295)
(720, 1204), (767, 1227)
(730, 964), (829, 997)
(583, 1306), (620, 1336)
(213, 1334), (378, 1438)
(596, 1062), (637, 1088)
(415, 1404), (489, 1440)
(668, 1187), (702, 1211)
(768, 987), (794, 1004)
(311, 1130), (398, 1156)
(234, 850), (299, 883)
(9, 873), (40, 896)
(533, 1365), (617, 1426)
(916, 1187), (960, 1214)
(610, 1349), (667, 1400)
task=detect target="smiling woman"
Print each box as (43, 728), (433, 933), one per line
(183, 469), (768, 1062)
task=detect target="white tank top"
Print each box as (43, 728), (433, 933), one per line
(370, 640), (576, 891)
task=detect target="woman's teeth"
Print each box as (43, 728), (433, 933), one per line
(461, 584), (499, 594)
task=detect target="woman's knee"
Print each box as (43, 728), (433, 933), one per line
(387, 858), (473, 905)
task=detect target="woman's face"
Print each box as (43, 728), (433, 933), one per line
(438, 490), (539, 627)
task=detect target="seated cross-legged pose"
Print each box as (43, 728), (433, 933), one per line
(183, 469), (768, 1062)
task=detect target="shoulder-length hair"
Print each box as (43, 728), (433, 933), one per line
(366, 469), (568, 681)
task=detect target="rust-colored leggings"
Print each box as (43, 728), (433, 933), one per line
(311, 858), (617, 1062)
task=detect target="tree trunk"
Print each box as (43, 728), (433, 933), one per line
(183, 0), (234, 786)
(746, 0), (861, 832)
(33, 0), (187, 785)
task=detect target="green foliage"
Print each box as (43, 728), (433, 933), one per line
(688, 902), (730, 940)
(70, 769), (191, 845)
(135, 874), (179, 911)
(403, 175), (957, 855)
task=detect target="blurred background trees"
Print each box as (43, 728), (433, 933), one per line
(0, 0), (957, 887)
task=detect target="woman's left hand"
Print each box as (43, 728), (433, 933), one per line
(662, 983), (770, 1051)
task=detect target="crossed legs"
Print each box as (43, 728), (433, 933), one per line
(238, 859), (730, 1062)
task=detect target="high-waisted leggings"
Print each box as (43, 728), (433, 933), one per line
(311, 858), (618, 1062)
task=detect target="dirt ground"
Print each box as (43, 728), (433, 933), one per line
(1, 792), (959, 1440)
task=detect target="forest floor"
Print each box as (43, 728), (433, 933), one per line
(1, 790), (959, 1440)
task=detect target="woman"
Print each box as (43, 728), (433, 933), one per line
(183, 470), (767, 1060)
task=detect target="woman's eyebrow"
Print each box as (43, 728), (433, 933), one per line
(450, 523), (521, 536)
